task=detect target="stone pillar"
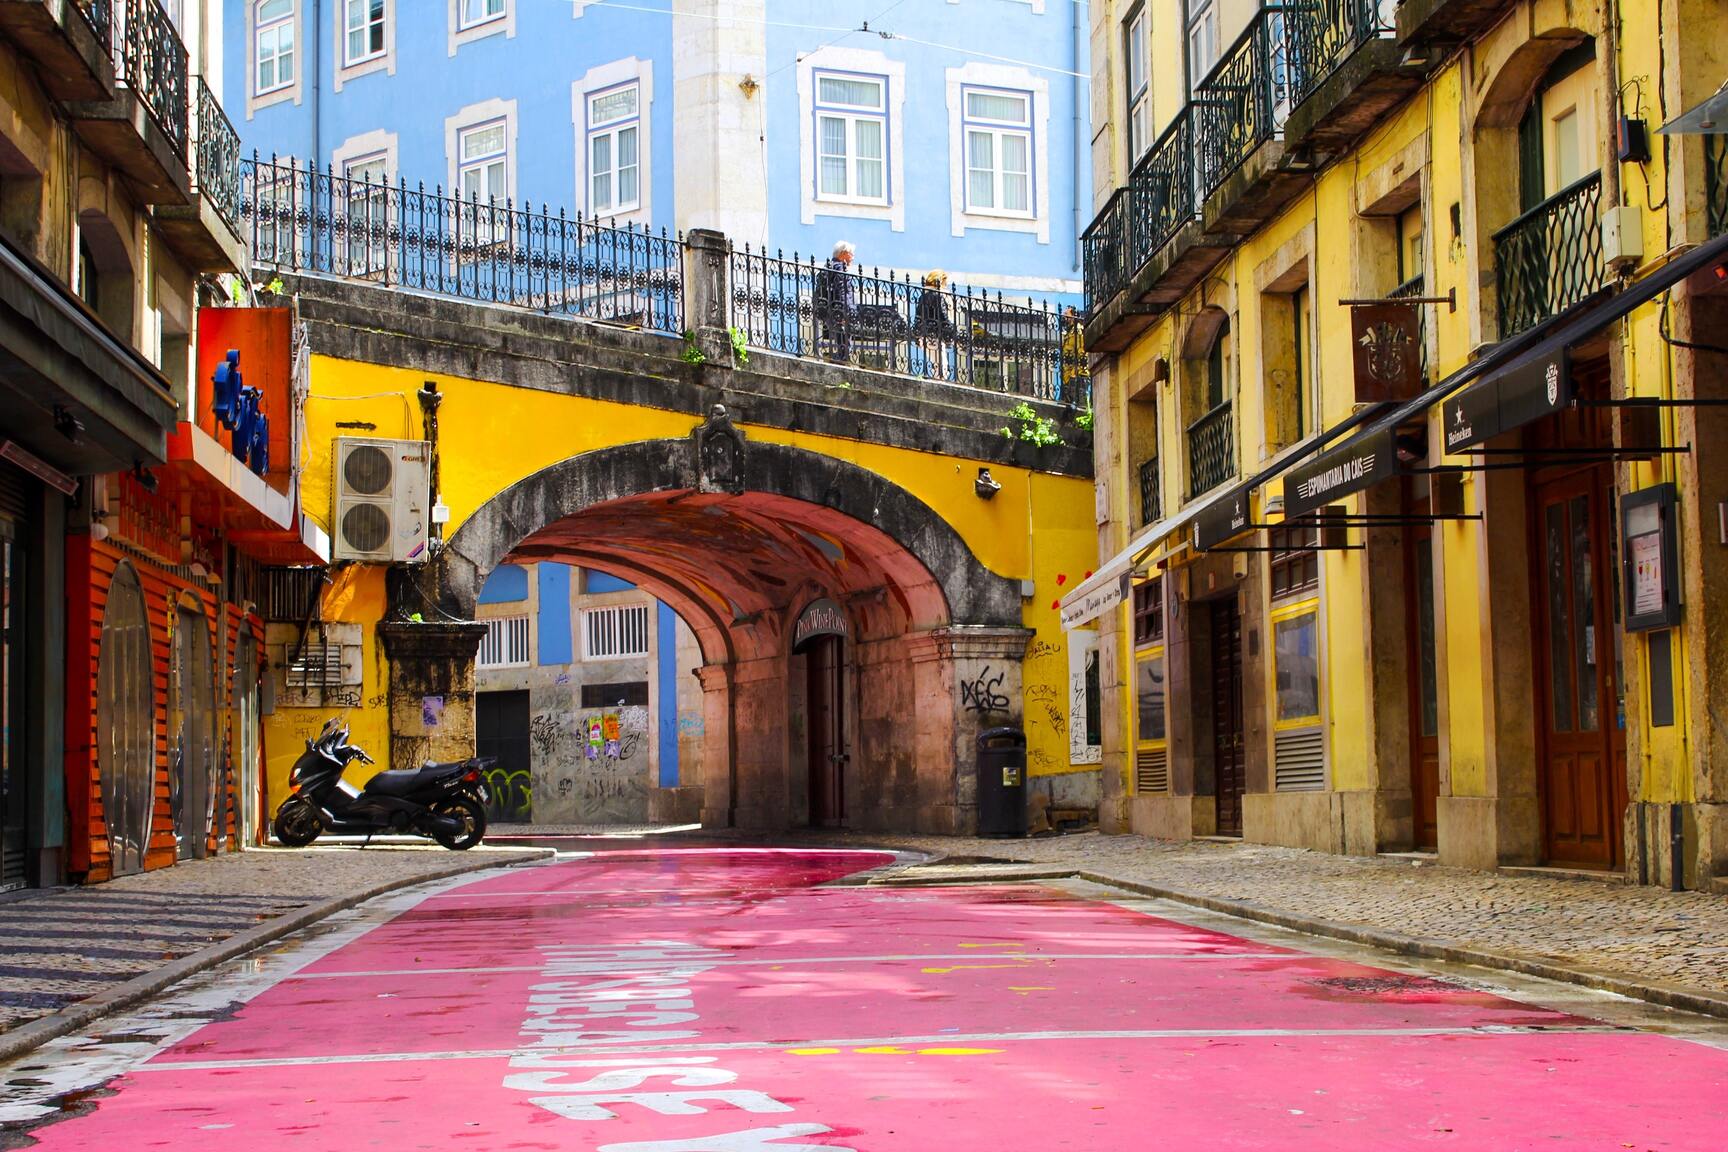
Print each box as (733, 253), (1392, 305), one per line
(695, 663), (735, 828)
(910, 625), (1034, 835)
(376, 621), (488, 771)
(682, 228), (734, 365)
(1362, 481), (1415, 851)
(727, 653), (789, 830)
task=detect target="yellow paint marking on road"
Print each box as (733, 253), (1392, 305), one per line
(785, 1048), (841, 1056)
(920, 962), (1031, 974)
(853, 1046), (913, 1055)
(915, 1048), (1003, 1056)
(958, 942), (1025, 949)
(1009, 986), (1054, 994)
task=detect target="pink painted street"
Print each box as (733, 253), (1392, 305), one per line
(7, 846), (1728, 1150)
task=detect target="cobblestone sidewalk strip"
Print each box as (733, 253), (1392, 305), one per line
(0, 844), (553, 1047)
(780, 830), (1728, 1015)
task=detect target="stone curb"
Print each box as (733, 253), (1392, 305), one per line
(849, 843), (1728, 1023)
(0, 849), (557, 1065)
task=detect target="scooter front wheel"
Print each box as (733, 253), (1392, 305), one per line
(272, 798), (324, 847)
(427, 796), (486, 851)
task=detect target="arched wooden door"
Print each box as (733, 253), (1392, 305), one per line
(98, 565), (154, 877)
(170, 602), (215, 860)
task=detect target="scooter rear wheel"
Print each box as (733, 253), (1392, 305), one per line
(428, 796), (486, 851)
(272, 798), (323, 847)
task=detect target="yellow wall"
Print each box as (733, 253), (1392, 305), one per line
(266, 355), (1097, 810)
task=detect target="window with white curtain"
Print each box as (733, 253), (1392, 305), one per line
(345, 0), (385, 65)
(962, 86), (1033, 217)
(255, 0), (295, 94)
(588, 82), (641, 215)
(458, 120), (507, 202)
(814, 71), (887, 205)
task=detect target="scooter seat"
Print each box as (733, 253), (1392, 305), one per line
(363, 763), (456, 798)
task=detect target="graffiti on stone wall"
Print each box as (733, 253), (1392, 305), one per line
(530, 714), (564, 760)
(960, 667), (1010, 713)
(1068, 632), (1103, 766)
(481, 764), (533, 822)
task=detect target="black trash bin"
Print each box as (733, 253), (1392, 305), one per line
(976, 727), (1028, 838)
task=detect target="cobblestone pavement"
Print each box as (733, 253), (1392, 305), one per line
(774, 830), (1728, 1000)
(0, 843), (540, 1034)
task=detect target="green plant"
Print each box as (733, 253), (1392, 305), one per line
(265, 276), (285, 296)
(1074, 406), (1094, 432)
(1001, 401), (1062, 448)
(680, 330), (708, 365)
(728, 327), (749, 367)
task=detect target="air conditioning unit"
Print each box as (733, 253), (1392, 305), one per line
(331, 437), (430, 563)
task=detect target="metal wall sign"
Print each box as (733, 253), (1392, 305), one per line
(1193, 484), (1254, 551)
(1060, 574), (1129, 631)
(1622, 483), (1681, 632)
(792, 598), (850, 650)
(1282, 425), (1397, 520)
(1441, 347), (1569, 451)
(1350, 303), (1422, 402)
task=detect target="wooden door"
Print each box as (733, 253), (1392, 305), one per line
(476, 690), (532, 824)
(1404, 484), (1441, 850)
(0, 533), (23, 889)
(1210, 599), (1245, 837)
(807, 636), (847, 827)
(1532, 467), (1625, 868)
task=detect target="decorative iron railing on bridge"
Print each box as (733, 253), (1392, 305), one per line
(192, 77), (241, 231)
(1493, 172), (1604, 338)
(1187, 402), (1236, 498)
(728, 246), (1088, 406)
(114, 0), (188, 159)
(240, 155), (685, 335)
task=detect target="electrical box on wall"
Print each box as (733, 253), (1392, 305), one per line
(1602, 206), (1643, 272)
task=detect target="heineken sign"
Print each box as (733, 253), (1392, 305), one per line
(1193, 484), (1254, 551)
(1441, 347), (1569, 452)
(1283, 426), (1397, 520)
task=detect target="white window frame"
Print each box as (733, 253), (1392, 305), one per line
(478, 614), (532, 669)
(333, 0), (393, 90)
(344, 0), (385, 65)
(1187, 0), (1218, 92)
(961, 85), (1035, 220)
(945, 62), (1050, 242)
(254, 0), (295, 97)
(459, 0), (505, 30)
(450, 0), (513, 52)
(246, 0), (303, 116)
(797, 46), (906, 231)
(572, 59), (654, 227)
(583, 604), (650, 660)
(587, 81), (642, 217)
(458, 119), (508, 203)
(813, 70), (889, 207)
(1126, 6), (1150, 161)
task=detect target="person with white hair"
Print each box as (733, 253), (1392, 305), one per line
(814, 239), (859, 362)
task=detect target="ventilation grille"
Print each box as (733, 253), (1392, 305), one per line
(285, 639), (345, 690)
(1274, 727), (1326, 792)
(584, 604), (650, 659)
(1135, 746), (1169, 794)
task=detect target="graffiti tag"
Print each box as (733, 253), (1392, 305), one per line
(960, 667), (1010, 713)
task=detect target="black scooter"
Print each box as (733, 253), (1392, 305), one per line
(272, 718), (491, 851)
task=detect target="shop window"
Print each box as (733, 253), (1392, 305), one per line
(1273, 609), (1321, 724)
(1136, 649), (1166, 743)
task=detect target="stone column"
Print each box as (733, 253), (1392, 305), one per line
(910, 625), (1034, 835)
(695, 663), (735, 828)
(681, 228), (734, 365)
(727, 653), (790, 830)
(376, 621), (488, 771)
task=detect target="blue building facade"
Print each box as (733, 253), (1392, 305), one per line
(226, 0), (1087, 299)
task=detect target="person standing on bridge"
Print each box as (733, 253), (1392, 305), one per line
(914, 269), (956, 381)
(816, 240), (858, 362)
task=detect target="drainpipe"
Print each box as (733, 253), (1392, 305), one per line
(310, 0), (322, 166)
(1072, 0), (1085, 272)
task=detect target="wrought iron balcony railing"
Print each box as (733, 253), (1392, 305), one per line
(113, 0), (188, 159)
(1194, 7), (1297, 198)
(1139, 456), (1161, 526)
(1493, 171), (1604, 338)
(1187, 402), (1235, 497)
(1081, 108), (1198, 314)
(729, 246), (1088, 405)
(240, 155), (686, 334)
(1287, 0), (1394, 109)
(76, 0), (112, 50)
(192, 77), (240, 231)
(1708, 134), (1728, 239)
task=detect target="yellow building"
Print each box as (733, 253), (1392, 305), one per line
(1067, 0), (1728, 887)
